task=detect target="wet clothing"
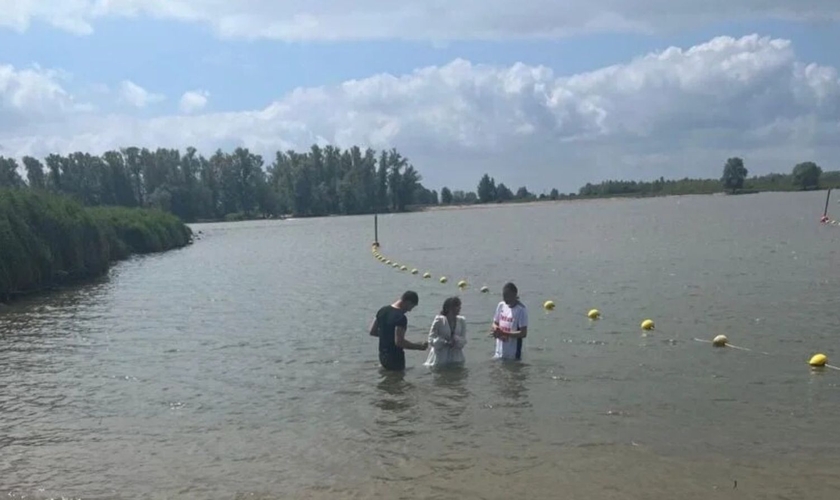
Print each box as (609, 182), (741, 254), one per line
(376, 305), (408, 371)
(424, 314), (467, 367)
(493, 301), (528, 360)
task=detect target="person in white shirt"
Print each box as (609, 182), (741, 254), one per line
(423, 296), (467, 367)
(490, 282), (528, 360)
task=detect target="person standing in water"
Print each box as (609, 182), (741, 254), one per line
(490, 282), (528, 360)
(424, 296), (467, 368)
(369, 290), (428, 371)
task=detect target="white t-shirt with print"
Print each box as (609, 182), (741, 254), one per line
(493, 301), (528, 360)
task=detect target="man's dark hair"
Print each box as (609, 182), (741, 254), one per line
(503, 282), (518, 295)
(401, 290), (419, 305)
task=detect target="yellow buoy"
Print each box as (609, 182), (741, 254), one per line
(385, 260), (391, 265)
(440, 276), (448, 284)
(712, 334), (728, 347)
(411, 269), (418, 275)
(809, 353), (828, 367)
(543, 300), (555, 311)
(392, 263), (399, 268)
(400, 265), (407, 271)
(480, 286), (489, 293)
(641, 319), (655, 330)
(423, 272), (431, 279)
(458, 280), (468, 289)
(588, 309), (600, 320)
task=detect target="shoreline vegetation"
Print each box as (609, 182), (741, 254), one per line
(0, 188), (192, 303)
(0, 147), (832, 301)
(0, 146), (834, 223)
(416, 157), (835, 211)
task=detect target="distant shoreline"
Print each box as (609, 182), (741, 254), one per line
(187, 187), (828, 225)
(409, 188), (799, 214)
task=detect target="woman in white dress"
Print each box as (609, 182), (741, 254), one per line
(424, 296), (467, 367)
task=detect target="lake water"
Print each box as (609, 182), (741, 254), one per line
(3, 191), (840, 499)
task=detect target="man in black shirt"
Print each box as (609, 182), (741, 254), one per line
(369, 290), (428, 371)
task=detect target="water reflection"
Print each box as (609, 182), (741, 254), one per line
(429, 366), (471, 428)
(369, 369), (421, 442)
(430, 364), (470, 393)
(490, 361), (531, 408)
(374, 369), (411, 409)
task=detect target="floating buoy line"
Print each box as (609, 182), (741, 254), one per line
(370, 209), (837, 374)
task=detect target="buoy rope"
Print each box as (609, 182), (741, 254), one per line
(692, 338), (769, 355)
(373, 242), (837, 372)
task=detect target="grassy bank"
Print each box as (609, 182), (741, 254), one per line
(0, 188), (193, 302)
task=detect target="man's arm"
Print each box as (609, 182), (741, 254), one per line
(489, 303), (504, 336)
(502, 326), (527, 339)
(395, 326), (428, 350)
(369, 317), (378, 337)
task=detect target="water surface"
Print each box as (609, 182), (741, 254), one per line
(2, 191), (840, 499)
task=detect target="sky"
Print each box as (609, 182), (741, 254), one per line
(0, 1), (839, 193)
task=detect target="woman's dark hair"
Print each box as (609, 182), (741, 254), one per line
(440, 296), (461, 316)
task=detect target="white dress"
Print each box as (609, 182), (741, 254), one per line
(423, 314), (467, 367)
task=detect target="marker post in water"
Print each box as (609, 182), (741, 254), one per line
(821, 188), (836, 224)
(824, 188), (832, 221)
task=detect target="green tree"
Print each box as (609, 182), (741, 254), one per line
(440, 187), (453, 204)
(792, 161), (822, 190)
(0, 157), (23, 188)
(515, 186), (532, 200)
(496, 183), (513, 202)
(549, 188), (559, 200)
(721, 157), (748, 192)
(477, 174), (497, 203)
(23, 156), (46, 190)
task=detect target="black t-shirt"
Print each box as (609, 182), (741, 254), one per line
(376, 305), (407, 354)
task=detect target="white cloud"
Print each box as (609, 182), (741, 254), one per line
(0, 34), (838, 191)
(179, 89), (209, 113)
(118, 80), (164, 108)
(0, 1), (838, 41)
(0, 63), (92, 135)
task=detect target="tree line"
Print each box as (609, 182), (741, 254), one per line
(1, 147), (834, 221)
(436, 174), (561, 206)
(720, 158), (830, 193)
(0, 145), (438, 222)
(438, 159), (837, 205)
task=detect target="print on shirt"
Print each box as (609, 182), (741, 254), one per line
(493, 301), (528, 360)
